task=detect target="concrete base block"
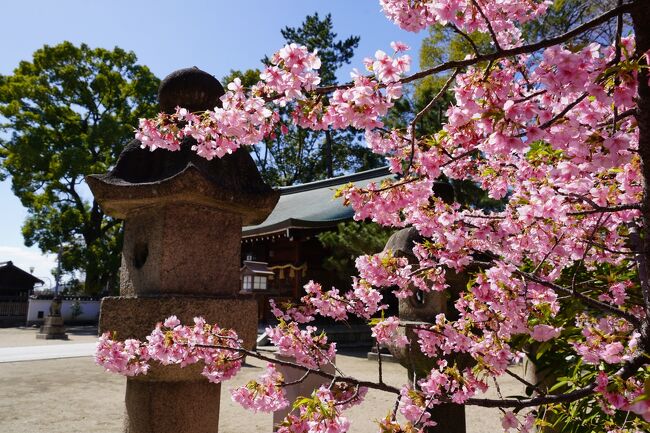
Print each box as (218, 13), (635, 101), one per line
(425, 404), (466, 433)
(273, 354), (336, 429)
(36, 315), (68, 340)
(100, 296), (257, 347)
(124, 379), (221, 433)
(35, 333), (69, 340)
(100, 296), (257, 382)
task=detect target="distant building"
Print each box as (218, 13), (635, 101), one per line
(241, 166), (392, 321)
(0, 261), (44, 326)
(0, 261), (43, 298)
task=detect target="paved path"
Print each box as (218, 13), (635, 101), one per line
(0, 342), (95, 363)
(0, 326), (515, 432)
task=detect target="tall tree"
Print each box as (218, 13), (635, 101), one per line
(317, 221), (394, 285)
(404, 0), (625, 140)
(228, 13), (383, 186)
(112, 0), (650, 430)
(385, 0), (629, 210)
(0, 42), (160, 294)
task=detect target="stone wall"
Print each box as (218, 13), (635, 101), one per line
(26, 298), (100, 325)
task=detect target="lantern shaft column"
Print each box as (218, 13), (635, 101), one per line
(87, 67), (279, 433)
(120, 204), (241, 297)
(124, 380), (220, 433)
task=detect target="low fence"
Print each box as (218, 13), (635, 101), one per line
(26, 297), (101, 326)
(0, 297), (28, 326)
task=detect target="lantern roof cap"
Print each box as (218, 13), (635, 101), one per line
(86, 68), (278, 225)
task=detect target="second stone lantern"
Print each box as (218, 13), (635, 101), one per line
(87, 67), (279, 433)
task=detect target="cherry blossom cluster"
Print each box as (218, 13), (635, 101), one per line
(95, 333), (149, 376)
(339, 35), (643, 357)
(330, 26), (647, 426)
(275, 384), (366, 433)
(299, 279), (386, 321)
(294, 46), (410, 131)
(231, 363), (289, 412)
(269, 279), (386, 325)
(500, 412), (535, 433)
(136, 43), (411, 160)
(371, 316), (409, 348)
(104, 0), (650, 431)
(136, 43), (321, 159)
(572, 314), (639, 365)
(266, 319), (337, 369)
(95, 316), (243, 384)
(595, 372), (650, 422)
(379, 0), (549, 47)
(398, 386), (436, 428)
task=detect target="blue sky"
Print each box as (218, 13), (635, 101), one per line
(0, 0), (426, 284)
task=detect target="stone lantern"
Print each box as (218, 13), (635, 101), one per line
(87, 67), (279, 433)
(383, 224), (472, 433)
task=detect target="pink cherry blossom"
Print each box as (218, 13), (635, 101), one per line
(501, 411), (518, 431)
(231, 363), (289, 412)
(100, 2), (650, 431)
(530, 324), (561, 342)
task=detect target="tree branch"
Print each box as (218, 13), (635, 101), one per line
(465, 349), (649, 409)
(503, 368), (544, 395)
(408, 69), (459, 170)
(628, 224), (650, 318)
(471, 0), (502, 51)
(100, 218), (121, 235)
(314, 1), (636, 96)
(465, 384), (596, 408)
(568, 203), (642, 216)
(514, 268), (641, 325)
(194, 344), (401, 395)
(538, 93), (589, 130)
(450, 24), (481, 57)
(400, 2), (635, 85)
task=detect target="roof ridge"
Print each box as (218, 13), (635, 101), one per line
(0, 260), (44, 284)
(277, 166), (391, 195)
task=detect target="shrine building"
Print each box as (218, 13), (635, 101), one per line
(240, 166), (392, 321)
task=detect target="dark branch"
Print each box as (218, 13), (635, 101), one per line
(465, 349), (649, 408)
(315, 2), (636, 96)
(194, 344), (401, 395)
(465, 384), (596, 409)
(401, 2), (635, 85)
(450, 24), (481, 57)
(408, 69), (459, 170)
(514, 269), (641, 325)
(568, 203), (641, 216)
(471, 0), (502, 51)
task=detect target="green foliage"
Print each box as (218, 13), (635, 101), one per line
(0, 41), (160, 294)
(513, 260), (650, 432)
(70, 300), (83, 319)
(416, 26), (491, 130)
(522, 0), (625, 48)
(222, 69), (261, 89)
(317, 221), (394, 284)
(231, 13), (383, 186)
(276, 13), (358, 88)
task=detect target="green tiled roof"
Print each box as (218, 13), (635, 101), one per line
(242, 167), (392, 238)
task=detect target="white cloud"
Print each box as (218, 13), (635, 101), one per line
(0, 246), (57, 289)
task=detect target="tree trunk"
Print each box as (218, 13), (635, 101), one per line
(631, 0), (650, 326)
(325, 129), (333, 178)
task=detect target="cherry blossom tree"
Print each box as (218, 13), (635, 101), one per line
(96, 1), (650, 431)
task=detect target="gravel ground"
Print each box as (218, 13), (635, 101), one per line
(0, 325), (98, 347)
(0, 326), (521, 433)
